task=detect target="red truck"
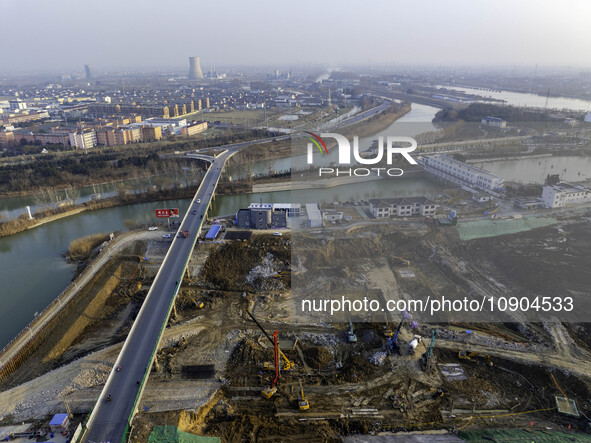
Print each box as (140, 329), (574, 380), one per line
(178, 230), (189, 238)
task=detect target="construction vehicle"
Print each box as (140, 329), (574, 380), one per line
(387, 318), (404, 354)
(391, 256), (411, 266)
(408, 335), (422, 354)
(430, 387), (444, 398)
(421, 329), (438, 372)
(192, 299), (204, 309)
(383, 313), (394, 337)
(458, 350), (493, 367)
(298, 380), (310, 411)
(244, 309), (294, 371)
(261, 330), (280, 399)
(347, 321), (357, 343)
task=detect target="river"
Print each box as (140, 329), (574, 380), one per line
(436, 85), (591, 112)
(473, 156), (591, 184)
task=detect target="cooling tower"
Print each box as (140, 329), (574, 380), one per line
(188, 57), (204, 80)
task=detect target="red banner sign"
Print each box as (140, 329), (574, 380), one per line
(155, 208), (180, 218)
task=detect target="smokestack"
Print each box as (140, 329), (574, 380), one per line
(84, 64), (93, 80)
(188, 57), (204, 80)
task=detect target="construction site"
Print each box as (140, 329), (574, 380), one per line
(1, 208), (591, 441)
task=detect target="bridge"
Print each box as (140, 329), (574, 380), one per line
(82, 148), (236, 442)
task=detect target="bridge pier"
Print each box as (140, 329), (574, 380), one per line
(153, 356), (160, 372)
(171, 301), (177, 320)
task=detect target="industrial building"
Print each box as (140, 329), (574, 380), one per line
(369, 197), (438, 218)
(235, 203), (300, 229)
(306, 203), (322, 228)
(422, 154), (504, 194)
(541, 182), (591, 208)
(188, 56), (204, 80)
(481, 116), (507, 128)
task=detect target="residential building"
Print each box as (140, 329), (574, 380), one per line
(180, 121), (208, 137)
(422, 154), (504, 193)
(541, 182), (591, 208)
(369, 197), (438, 218)
(0, 131), (15, 146)
(322, 209), (343, 223)
(69, 129), (97, 150)
(141, 125), (162, 141)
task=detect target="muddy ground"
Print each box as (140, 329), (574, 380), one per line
(3, 218), (591, 440)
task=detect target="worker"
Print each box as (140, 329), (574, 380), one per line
(107, 394), (111, 403)
(116, 365), (121, 372)
(137, 380), (140, 386)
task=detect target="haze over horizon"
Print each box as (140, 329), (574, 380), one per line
(1, 0), (591, 74)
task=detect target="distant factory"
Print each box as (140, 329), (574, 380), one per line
(235, 203), (300, 229)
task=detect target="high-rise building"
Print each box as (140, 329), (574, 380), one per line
(188, 57), (204, 80)
(84, 64), (93, 80)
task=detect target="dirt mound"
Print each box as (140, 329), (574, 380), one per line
(303, 345), (332, 367)
(200, 236), (290, 291)
(228, 338), (269, 369)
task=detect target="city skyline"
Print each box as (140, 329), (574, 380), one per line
(1, 0), (590, 74)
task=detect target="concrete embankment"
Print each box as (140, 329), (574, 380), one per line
(0, 230), (156, 384)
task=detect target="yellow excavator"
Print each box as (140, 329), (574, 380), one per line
(458, 350), (493, 367)
(391, 256), (411, 266)
(298, 380), (310, 411)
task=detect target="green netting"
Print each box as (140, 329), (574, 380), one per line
(459, 428), (591, 442)
(456, 217), (558, 241)
(148, 426), (220, 443)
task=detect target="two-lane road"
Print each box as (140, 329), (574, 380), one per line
(84, 149), (235, 441)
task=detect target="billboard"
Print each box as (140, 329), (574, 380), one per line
(155, 208), (180, 218)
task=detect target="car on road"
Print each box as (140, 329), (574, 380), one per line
(148, 226), (158, 231)
(192, 210), (197, 215)
(162, 234), (172, 238)
(273, 232), (282, 236)
(196, 199), (201, 204)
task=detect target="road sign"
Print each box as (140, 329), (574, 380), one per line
(155, 208), (180, 218)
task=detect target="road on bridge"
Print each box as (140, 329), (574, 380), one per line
(83, 148), (236, 442)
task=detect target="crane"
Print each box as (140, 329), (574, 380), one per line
(261, 330), (280, 399)
(244, 309), (294, 371)
(298, 379), (310, 411)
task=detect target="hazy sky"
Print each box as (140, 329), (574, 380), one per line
(2, 0), (590, 73)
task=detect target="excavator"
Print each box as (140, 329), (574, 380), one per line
(298, 379), (310, 411)
(244, 309), (294, 371)
(347, 321), (357, 343)
(261, 330), (280, 399)
(391, 256), (411, 266)
(458, 350), (493, 367)
(383, 313), (394, 338)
